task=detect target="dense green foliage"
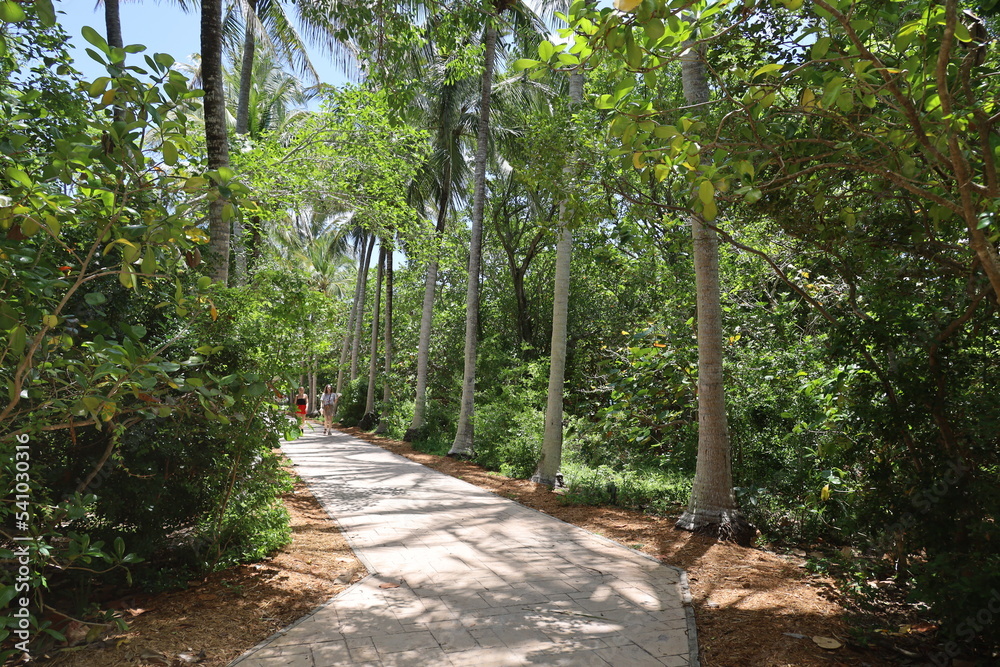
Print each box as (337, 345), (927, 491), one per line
(2, 0), (999, 661)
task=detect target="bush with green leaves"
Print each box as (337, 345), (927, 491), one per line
(335, 377), (368, 428)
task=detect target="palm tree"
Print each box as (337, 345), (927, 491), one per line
(224, 51), (313, 280)
(359, 241), (385, 430)
(532, 68), (583, 488)
(374, 239), (394, 433)
(448, 0), (553, 457)
(202, 0), (232, 284)
(228, 0), (354, 136)
(403, 48), (478, 441)
(447, 19), (498, 457)
(673, 36), (753, 546)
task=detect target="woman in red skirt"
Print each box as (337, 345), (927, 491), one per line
(294, 386), (308, 426)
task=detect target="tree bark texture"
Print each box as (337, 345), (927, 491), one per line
(336, 242), (367, 395)
(375, 246), (393, 433)
(350, 235), (376, 382)
(202, 0), (232, 285)
(235, 0), (258, 136)
(448, 21), (498, 457)
(405, 165), (452, 441)
(360, 243), (385, 430)
(532, 69), (583, 487)
(674, 39), (753, 546)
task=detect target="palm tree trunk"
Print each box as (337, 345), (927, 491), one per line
(375, 245), (393, 433)
(202, 0), (232, 285)
(405, 167), (452, 441)
(230, 0), (258, 286)
(350, 234), (376, 381)
(104, 0), (124, 125)
(448, 21), (498, 457)
(533, 69), (583, 487)
(235, 0), (258, 136)
(104, 0), (122, 49)
(360, 243), (385, 429)
(674, 38), (753, 546)
(336, 245), (367, 395)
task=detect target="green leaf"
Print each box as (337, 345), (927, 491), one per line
(752, 63), (783, 79)
(85, 292), (107, 306)
(595, 94), (615, 110)
(6, 166), (32, 188)
(197, 276), (213, 290)
(119, 263), (134, 289)
(512, 58), (541, 71)
(35, 0), (56, 26)
(9, 325), (25, 356)
(161, 140), (177, 166)
(538, 40), (555, 61)
(698, 179), (715, 208)
(644, 18), (665, 41)
(811, 36), (831, 60)
(216, 166), (236, 183)
(122, 241), (141, 264)
(626, 36), (642, 69)
(0, 1), (27, 22)
(80, 25), (110, 54)
(702, 197), (718, 221)
(141, 246), (157, 275)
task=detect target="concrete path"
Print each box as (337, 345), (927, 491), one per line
(230, 428), (698, 667)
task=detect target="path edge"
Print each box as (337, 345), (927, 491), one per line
(227, 433), (380, 667)
(230, 428), (701, 667)
(334, 426), (702, 667)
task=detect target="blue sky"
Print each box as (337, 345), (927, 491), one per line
(56, 1), (351, 88)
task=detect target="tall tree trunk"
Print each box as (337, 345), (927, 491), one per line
(375, 245), (393, 433)
(360, 243), (385, 429)
(674, 38), (753, 546)
(104, 0), (124, 126)
(532, 69), (584, 487)
(104, 0), (122, 49)
(350, 234), (376, 381)
(336, 245), (367, 395)
(230, 0), (258, 286)
(448, 21), (497, 457)
(405, 167), (452, 441)
(235, 0), (258, 136)
(202, 0), (232, 285)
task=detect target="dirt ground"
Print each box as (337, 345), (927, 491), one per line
(38, 423), (898, 666)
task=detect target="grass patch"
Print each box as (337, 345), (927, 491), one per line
(560, 459), (692, 515)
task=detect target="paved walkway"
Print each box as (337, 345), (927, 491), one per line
(230, 428), (698, 667)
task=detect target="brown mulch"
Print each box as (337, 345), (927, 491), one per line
(39, 422), (896, 666)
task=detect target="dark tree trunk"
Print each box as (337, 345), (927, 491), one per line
(201, 0), (232, 285)
(235, 0), (258, 136)
(104, 0), (124, 125)
(104, 0), (123, 49)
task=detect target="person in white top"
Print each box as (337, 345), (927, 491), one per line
(320, 384), (340, 435)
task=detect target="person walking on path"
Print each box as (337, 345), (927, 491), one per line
(294, 386), (308, 427)
(320, 384), (339, 435)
